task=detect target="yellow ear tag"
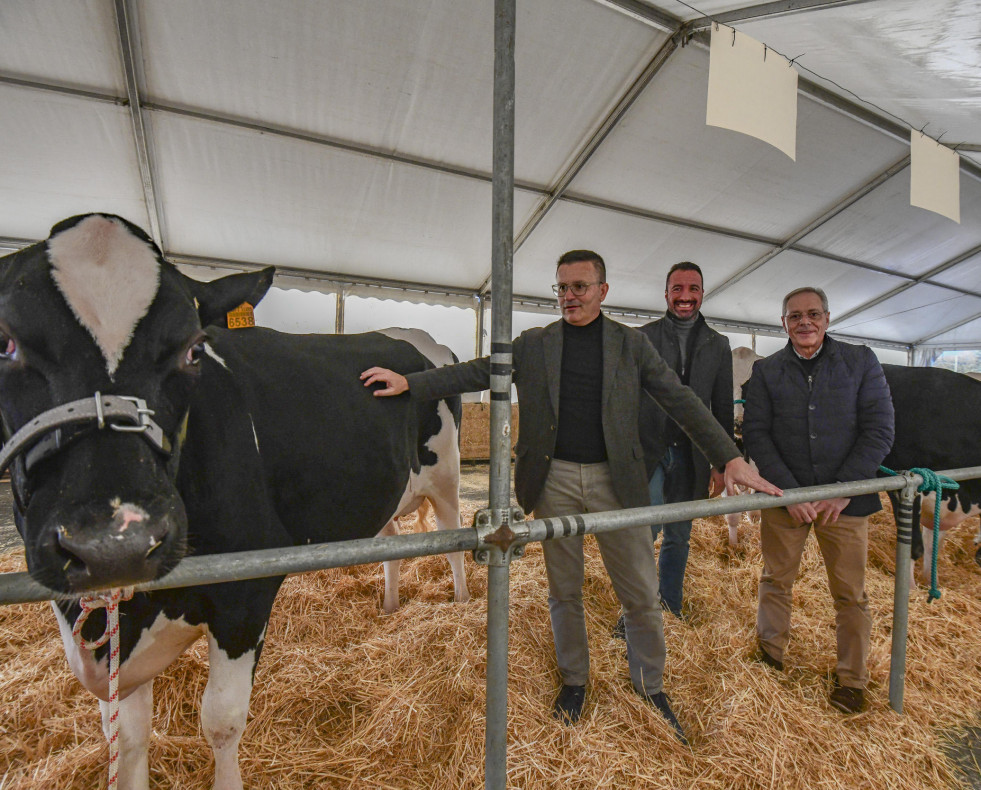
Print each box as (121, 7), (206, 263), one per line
(226, 302), (256, 329)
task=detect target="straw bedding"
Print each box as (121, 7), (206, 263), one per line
(1, 499), (979, 789)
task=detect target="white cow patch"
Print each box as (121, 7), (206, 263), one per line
(53, 602), (202, 700)
(377, 327), (456, 367)
(47, 215), (161, 377)
(204, 341), (229, 368)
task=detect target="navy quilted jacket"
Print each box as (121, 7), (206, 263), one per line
(743, 337), (895, 516)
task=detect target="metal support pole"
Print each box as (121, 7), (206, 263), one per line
(889, 477), (917, 713)
(335, 286), (346, 334)
(476, 293), (486, 358)
(484, 1), (515, 788)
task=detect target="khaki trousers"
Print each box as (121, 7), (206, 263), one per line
(535, 459), (665, 695)
(757, 507), (872, 688)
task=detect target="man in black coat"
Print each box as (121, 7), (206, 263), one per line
(362, 250), (780, 739)
(743, 286), (894, 714)
(638, 261), (733, 618)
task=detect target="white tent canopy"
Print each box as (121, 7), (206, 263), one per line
(2, 0), (979, 356)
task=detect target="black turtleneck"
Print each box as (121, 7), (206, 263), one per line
(554, 316), (607, 463)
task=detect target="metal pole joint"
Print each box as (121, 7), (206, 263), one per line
(473, 507), (527, 565)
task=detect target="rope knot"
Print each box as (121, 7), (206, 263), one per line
(909, 468), (958, 603)
(72, 587), (135, 650)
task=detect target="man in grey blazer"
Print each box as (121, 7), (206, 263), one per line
(638, 261), (734, 619)
(361, 250), (780, 741)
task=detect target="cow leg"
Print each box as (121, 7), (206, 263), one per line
(201, 632), (262, 790)
(725, 507), (741, 548)
(429, 489), (469, 604)
(99, 679), (152, 790)
(378, 518), (402, 613)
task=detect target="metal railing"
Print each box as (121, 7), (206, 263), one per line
(3, 465), (981, 788)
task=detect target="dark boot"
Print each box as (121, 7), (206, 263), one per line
(643, 691), (688, 745)
(830, 677), (865, 714)
(755, 643), (784, 672)
(552, 684), (586, 725)
(612, 613), (626, 640)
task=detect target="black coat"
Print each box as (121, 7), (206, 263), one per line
(742, 336), (895, 517)
(638, 314), (734, 500)
(407, 315), (741, 514)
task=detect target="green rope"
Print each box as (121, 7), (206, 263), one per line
(733, 399), (745, 405)
(880, 465), (959, 602)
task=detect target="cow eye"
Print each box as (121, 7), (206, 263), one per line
(0, 331), (16, 361)
(183, 337), (207, 367)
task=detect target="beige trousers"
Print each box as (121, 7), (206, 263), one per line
(757, 507), (872, 688)
(535, 459), (665, 695)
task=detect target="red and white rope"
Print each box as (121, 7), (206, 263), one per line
(73, 587), (134, 789)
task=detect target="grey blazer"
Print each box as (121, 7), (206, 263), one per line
(406, 314), (740, 514)
(638, 314), (734, 499)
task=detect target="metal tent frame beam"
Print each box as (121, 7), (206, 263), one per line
(704, 154), (911, 302)
(834, 242), (981, 326)
(4, 72), (980, 319)
(478, 22), (685, 293)
(114, 0), (164, 249)
(915, 309), (981, 346)
(687, 0), (885, 29)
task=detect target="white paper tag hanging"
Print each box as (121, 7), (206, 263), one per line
(910, 131), (960, 223)
(706, 24), (798, 160)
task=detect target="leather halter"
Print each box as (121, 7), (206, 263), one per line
(0, 392), (181, 511)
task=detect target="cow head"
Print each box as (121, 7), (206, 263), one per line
(0, 213), (274, 594)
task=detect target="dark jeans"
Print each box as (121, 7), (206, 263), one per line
(648, 444), (694, 615)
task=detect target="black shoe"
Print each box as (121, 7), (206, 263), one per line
(755, 644), (784, 672)
(660, 599), (684, 620)
(829, 678), (865, 714)
(612, 614), (626, 640)
(643, 691), (688, 745)
(552, 684), (586, 725)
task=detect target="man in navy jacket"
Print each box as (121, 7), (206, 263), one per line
(743, 286), (894, 714)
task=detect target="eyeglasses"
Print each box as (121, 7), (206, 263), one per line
(552, 281), (601, 297)
(783, 310), (827, 324)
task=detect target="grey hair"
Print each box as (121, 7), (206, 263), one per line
(782, 286), (829, 316)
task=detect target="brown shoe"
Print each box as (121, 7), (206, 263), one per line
(829, 679), (865, 714)
(755, 644), (783, 672)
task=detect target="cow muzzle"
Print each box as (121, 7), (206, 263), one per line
(1, 392), (186, 592)
(50, 496), (183, 592)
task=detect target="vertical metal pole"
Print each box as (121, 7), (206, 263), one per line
(476, 293), (486, 359)
(484, 1), (515, 788)
(335, 286), (346, 334)
(889, 480), (917, 713)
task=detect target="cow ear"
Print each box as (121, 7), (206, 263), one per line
(187, 267), (276, 327)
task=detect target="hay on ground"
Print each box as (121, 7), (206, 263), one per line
(1, 497), (979, 789)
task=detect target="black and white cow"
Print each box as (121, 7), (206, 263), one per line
(880, 365), (981, 580)
(371, 327), (468, 614)
(0, 213), (466, 789)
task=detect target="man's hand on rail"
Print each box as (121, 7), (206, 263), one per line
(724, 457), (782, 498)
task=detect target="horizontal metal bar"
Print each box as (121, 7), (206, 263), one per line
(5, 466), (980, 607)
(687, 0), (881, 31)
(0, 528), (479, 606)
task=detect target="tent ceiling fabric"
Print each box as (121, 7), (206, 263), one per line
(0, 0), (979, 349)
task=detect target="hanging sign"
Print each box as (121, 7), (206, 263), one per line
(910, 131), (960, 223)
(706, 24), (798, 160)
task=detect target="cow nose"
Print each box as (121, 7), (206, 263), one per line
(55, 508), (171, 590)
